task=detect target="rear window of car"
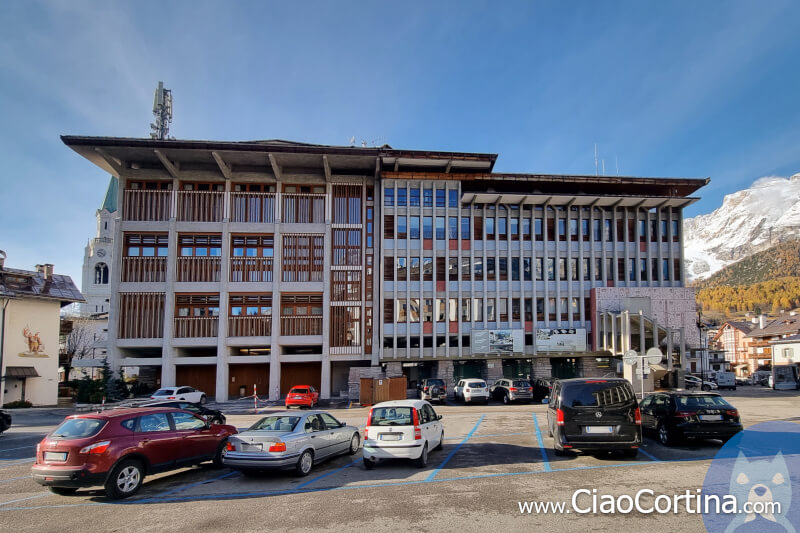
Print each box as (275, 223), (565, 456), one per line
(290, 388), (309, 394)
(513, 380), (530, 387)
(675, 395), (730, 409)
(370, 407), (414, 426)
(427, 380), (445, 386)
(250, 416), (301, 431)
(562, 381), (635, 408)
(51, 418), (106, 439)
(467, 382), (485, 388)
(152, 389), (174, 396)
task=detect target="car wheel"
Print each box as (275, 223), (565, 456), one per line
(621, 449), (639, 459)
(363, 457), (376, 470)
(415, 443), (429, 468)
(435, 431), (444, 450)
(701, 385), (711, 392)
(105, 458), (144, 499)
(200, 395), (207, 405)
(49, 487), (78, 496)
(658, 423), (675, 447)
(503, 394), (510, 405)
(349, 433), (361, 455)
(212, 438), (227, 468)
(295, 449), (314, 476)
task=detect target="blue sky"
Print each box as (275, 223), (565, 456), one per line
(2, 0), (800, 287)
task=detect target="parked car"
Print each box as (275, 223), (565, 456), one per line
(684, 375), (718, 391)
(150, 386), (207, 404)
(639, 391), (742, 446)
(751, 371), (772, 386)
(138, 400), (226, 425)
(222, 411), (360, 476)
(490, 379), (533, 404)
(0, 410), (11, 434)
(714, 372), (736, 390)
(546, 378), (641, 457)
(531, 377), (555, 402)
(454, 379), (489, 404)
(417, 379), (447, 403)
(284, 385), (319, 409)
(31, 407), (237, 499)
(362, 400), (444, 469)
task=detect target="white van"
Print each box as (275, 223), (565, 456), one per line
(362, 399), (444, 469)
(715, 372), (736, 390)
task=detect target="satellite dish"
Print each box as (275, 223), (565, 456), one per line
(645, 347), (663, 365)
(623, 350), (638, 366)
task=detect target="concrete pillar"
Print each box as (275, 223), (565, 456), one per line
(436, 359), (455, 398)
(384, 361), (403, 378)
(485, 358), (503, 382)
(215, 216), (231, 401)
(533, 357), (552, 378)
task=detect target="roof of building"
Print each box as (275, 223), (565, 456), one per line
(748, 316), (800, 339)
(769, 334), (800, 345)
(0, 266), (84, 306)
(100, 176), (118, 213)
(724, 321), (755, 334)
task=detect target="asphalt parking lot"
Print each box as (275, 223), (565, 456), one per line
(1, 388), (798, 532)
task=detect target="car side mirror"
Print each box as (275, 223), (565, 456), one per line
(437, 415), (443, 420)
(340, 422), (346, 428)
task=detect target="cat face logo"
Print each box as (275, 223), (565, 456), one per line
(725, 451), (794, 532)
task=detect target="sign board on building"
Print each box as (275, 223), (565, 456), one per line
(471, 329), (524, 355)
(535, 328), (587, 352)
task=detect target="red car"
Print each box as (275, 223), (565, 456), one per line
(31, 407), (237, 499)
(284, 385), (319, 408)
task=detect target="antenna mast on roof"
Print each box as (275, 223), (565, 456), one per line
(150, 81), (173, 140)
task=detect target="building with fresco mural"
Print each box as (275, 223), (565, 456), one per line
(61, 135), (707, 401)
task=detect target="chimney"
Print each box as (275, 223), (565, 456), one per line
(43, 264), (54, 280)
(35, 264), (44, 275)
(0, 250), (5, 270)
(759, 314), (767, 329)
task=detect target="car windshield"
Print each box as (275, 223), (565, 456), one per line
(513, 381), (530, 387)
(250, 416), (301, 431)
(51, 418), (106, 439)
(152, 389), (174, 396)
(290, 388), (309, 394)
(467, 382), (485, 388)
(370, 406), (414, 426)
(675, 396), (730, 409)
(562, 381), (634, 408)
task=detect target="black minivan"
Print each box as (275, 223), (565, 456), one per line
(546, 378), (641, 457)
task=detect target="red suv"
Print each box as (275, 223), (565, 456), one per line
(285, 385), (319, 408)
(31, 407), (237, 499)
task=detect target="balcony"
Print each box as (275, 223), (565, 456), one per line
(122, 190), (171, 221)
(280, 316), (323, 336)
(121, 257), (167, 283)
(177, 191), (225, 222)
(228, 316), (272, 337)
(174, 317), (219, 338)
(282, 194), (325, 224)
(229, 257), (273, 282)
(230, 192), (276, 223)
(176, 256), (222, 282)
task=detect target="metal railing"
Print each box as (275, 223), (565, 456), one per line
(174, 317), (219, 338)
(229, 257), (273, 282)
(280, 316), (323, 336)
(176, 190), (225, 222)
(282, 193), (325, 224)
(228, 316), (272, 337)
(176, 256), (222, 282)
(121, 257), (167, 283)
(122, 190), (171, 221)
(230, 192), (276, 223)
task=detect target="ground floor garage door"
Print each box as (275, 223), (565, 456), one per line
(454, 360), (485, 381)
(280, 362), (322, 395)
(229, 364), (269, 398)
(176, 365), (217, 398)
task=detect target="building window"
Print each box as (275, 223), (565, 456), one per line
(384, 257), (394, 281)
(282, 234), (324, 282)
(473, 298), (483, 321)
(409, 217), (420, 239)
(94, 263), (109, 284)
(448, 189), (458, 208)
(436, 217), (446, 240)
(423, 188), (433, 207)
(511, 257), (520, 281)
(176, 294), (220, 317)
(449, 258), (459, 281)
(473, 216), (483, 240)
(436, 189), (445, 208)
(331, 271), (361, 301)
(461, 257), (471, 281)
(461, 217), (470, 239)
(423, 216), (433, 239)
(330, 306), (361, 347)
(497, 216), (507, 240)
(570, 219), (579, 241)
(448, 217), (458, 239)
(523, 258), (532, 281)
(409, 187), (420, 207)
(396, 257), (407, 281)
(535, 218), (543, 241)
(332, 184), (362, 224)
(487, 258), (496, 281)
(499, 257), (508, 281)
(125, 233), (168, 257)
(473, 258), (483, 281)
(397, 187), (407, 207)
(397, 216), (407, 239)
(409, 298), (420, 322)
(422, 299), (433, 322)
(332, 229), (361, 266)
(229, 294), (272, 317)
(180, 234), (222, 257)
(384, 187), (394, 206)
(547, 258), (555, 281)
(423, 257), (433, 281)
(559, 258), (567, 281)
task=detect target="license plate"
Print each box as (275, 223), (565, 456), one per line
(44, 452), (67, 461)
(379, 434), (402, 441)
(584, 426), (614, 434)
(700, 414), (723, 421)
(242, 443), (263, 452)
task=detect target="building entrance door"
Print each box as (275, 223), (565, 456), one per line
(550, 357), (578, 379)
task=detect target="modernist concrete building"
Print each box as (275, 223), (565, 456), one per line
(62, 136), (708, 401)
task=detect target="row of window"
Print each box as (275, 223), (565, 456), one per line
(384, 187), (459, 208)
(382, 333), (567, 349)
(384, 296), (589, 324)
(384, 256), (682, 282)
(384, 214), (680, 242)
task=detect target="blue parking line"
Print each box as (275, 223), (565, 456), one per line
(425, 414), (485, 482)
(0, 493), (50, 506)
(0, 475), (31, 484)
(297, 458), (361, 489)
(0, 453), (719, 511)
(0, 459), (34, 470)
(531, 413), (551, 472)
(134, 470), (240, 502)
(638, 447), (661, 462)
(443, 431), (527, 441)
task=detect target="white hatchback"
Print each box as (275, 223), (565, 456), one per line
(454, 379), (490, 404)
(362, 400), (444, 469)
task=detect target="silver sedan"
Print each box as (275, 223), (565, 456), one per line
(222, 410), (361, 476)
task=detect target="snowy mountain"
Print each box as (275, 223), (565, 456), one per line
(683, 173), (800, 281)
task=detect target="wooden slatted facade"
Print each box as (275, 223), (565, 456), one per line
(118, 292), (165, 339)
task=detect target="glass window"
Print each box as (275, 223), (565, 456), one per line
(384, 187), (394, 206)
(511, 257), (520, 281)
(397, 216), (407, 238)
(423, 257), (433, 281)
(534, 218), (543, 240)
(473, 298), (483, 321)
(487, 299), (495, 321)
(547, 258), (555, 281)
(473, 257), (483, 280)
(448, 189), (458, 208)
(397, 188), (407, 207)
(424, 188), (433, 207)
(370, 407), (414, 426)
(410, 187), (420, 207)
(423, 216), (433, 239)
(523, 258), (532, 281)
(461, 217), (470, 239)
(485, 217), (495, 238)
(320, 413), (343, 430)
(559, 258), (567, 281)
(138, 413), (171, 433)
(51, 418), (106, 439)
(487, 258), (496, 280)
(172, 412), (205, 430)
(436, 189), (445, 207)
(497, 217), (507, 237)
(435, 217), (445, 239)
(510, 218), (519, 237)
(448, 217), (458, 239)
(410, 217), (420, 239)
